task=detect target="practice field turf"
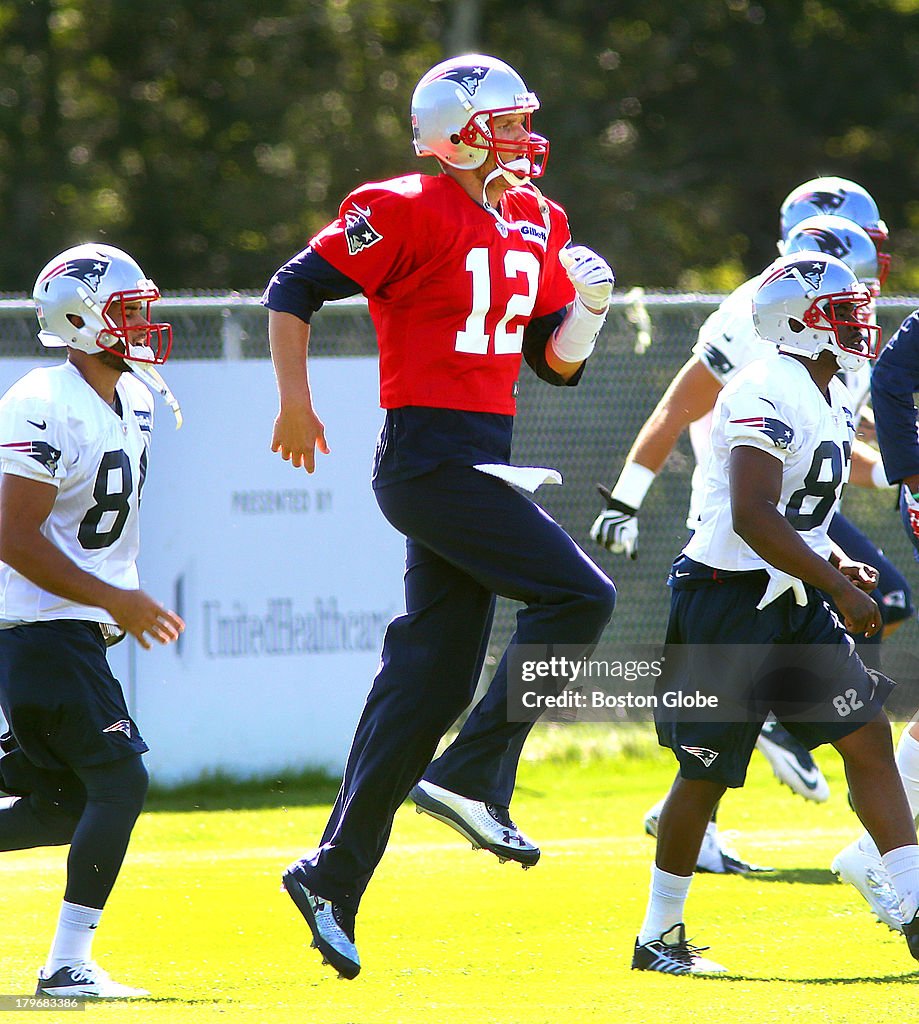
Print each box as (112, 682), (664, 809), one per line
(3, 728), (917, 1023)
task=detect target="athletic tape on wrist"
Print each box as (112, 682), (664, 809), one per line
(550, 296), (607, 364)
(610, 461), (656, 510)
(871, 459), (891, 489)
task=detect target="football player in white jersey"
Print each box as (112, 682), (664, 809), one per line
(592, 187), (907, 880)
(632, 252), (919, 975)
(0, 243), (184, 999)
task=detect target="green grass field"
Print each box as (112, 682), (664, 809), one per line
(4, 726), (918, 1023)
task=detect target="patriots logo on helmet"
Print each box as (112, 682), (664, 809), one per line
(798, 190), (846, 214)
(798, 227), (849, 261)
(38, 257), (111, 294)
(2, 440), (62, 476)
(437, 64), (489, 98)
(344, 204), (382, 256)
(730, 416), (795, 450)
(764, 258), (827, 292)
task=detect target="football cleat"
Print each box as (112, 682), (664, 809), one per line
(695, 825), (774, 875)
(282, 860), (360, 979)
(35, 962), (149, 999)
(410, 779), (540, 867)
(644, 805), (772, 875)
(902, 910), (919, 961)
(831, 840), (904, 932)
(631, 924), (727, 975)
(755, 719), (830, 802)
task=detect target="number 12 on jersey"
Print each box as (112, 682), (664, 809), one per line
(454, 247), (540, 355)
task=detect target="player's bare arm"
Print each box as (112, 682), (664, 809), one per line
(268, 309), (329, 473)
(0, 473), (184, 649)
(848, 438), (888, 488)
(729, 444), (880, 636)
(626, 356), (723, 473)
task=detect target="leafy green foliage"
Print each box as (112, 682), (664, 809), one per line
(2, 1), (919, 292)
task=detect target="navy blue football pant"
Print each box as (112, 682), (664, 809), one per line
(308, 464), (617, 913)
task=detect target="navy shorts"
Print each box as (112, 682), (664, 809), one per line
(655, 558), (894, 787)
(0, 620), (147, 771)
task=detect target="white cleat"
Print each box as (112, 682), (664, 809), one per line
(411, 779), (540, 867)
(35, 961), (149, 999)
(755, 720), (830, 802)
(644, 805), (772, 875)
(831, 840), (904, 932)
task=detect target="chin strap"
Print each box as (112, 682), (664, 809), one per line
(481, 168), (552, 239)
(130, 363), (183, 429)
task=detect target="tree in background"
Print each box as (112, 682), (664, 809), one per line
(1, 0), (919, 293)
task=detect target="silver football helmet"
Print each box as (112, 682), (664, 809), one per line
(411, 54), (548, 181)
(779, 176), (890, 284)
(32, 243), (172, 364)
(752, 252), (881, 372)
(779, 215), (880, 295)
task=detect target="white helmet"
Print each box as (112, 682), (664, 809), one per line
(752, 252), (881, 372)
(32, 243), (172, 364)
(411, 54), (548, 180)
(779, 214), (880, 294)
(779, 176), (890, 284)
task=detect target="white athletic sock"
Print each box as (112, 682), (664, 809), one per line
(896, 726), (919, 822)
(638, 865), (693, 945)
(846, 726), (919, 862)
(881, 845), (919, 921)
(46, 901), (102, 973)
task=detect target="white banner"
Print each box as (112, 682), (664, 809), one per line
(0, 357), (406, 784)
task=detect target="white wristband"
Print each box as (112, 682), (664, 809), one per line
(550, 296), (607, 364)
(610, 461), (656, 510)
(871, 459), (893, 489)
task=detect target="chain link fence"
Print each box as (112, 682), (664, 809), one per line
(2, 291), (917, 662)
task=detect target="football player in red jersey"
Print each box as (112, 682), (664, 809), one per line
(263, 53), (616, 977)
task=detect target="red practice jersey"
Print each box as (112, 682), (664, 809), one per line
(310, 173), (575, 415)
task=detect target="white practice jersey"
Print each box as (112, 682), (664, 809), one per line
(684, 355), (856, 572)
(0, 361), (154, 623)
(685, 275), (873, 529)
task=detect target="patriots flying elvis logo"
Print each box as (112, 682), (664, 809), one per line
(344, 204), (382, 256)
(38, 257), (111, 294)
(797, 227), (849, 261)
(763, 258), (826, 292)
(2, 440), (62, 476)
(730, 416), (794, 450)
(680, 745), (719, 768)
(797, 190), (846, 215)
(436, 64), (489, 98)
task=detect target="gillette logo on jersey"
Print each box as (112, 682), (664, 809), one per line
(37, 257), (112, 294)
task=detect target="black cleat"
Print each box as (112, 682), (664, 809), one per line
(632, 924), (727, 975)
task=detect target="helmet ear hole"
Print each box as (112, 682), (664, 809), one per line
(449, 133), (462, 145)
(788, 319), (806, 334)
